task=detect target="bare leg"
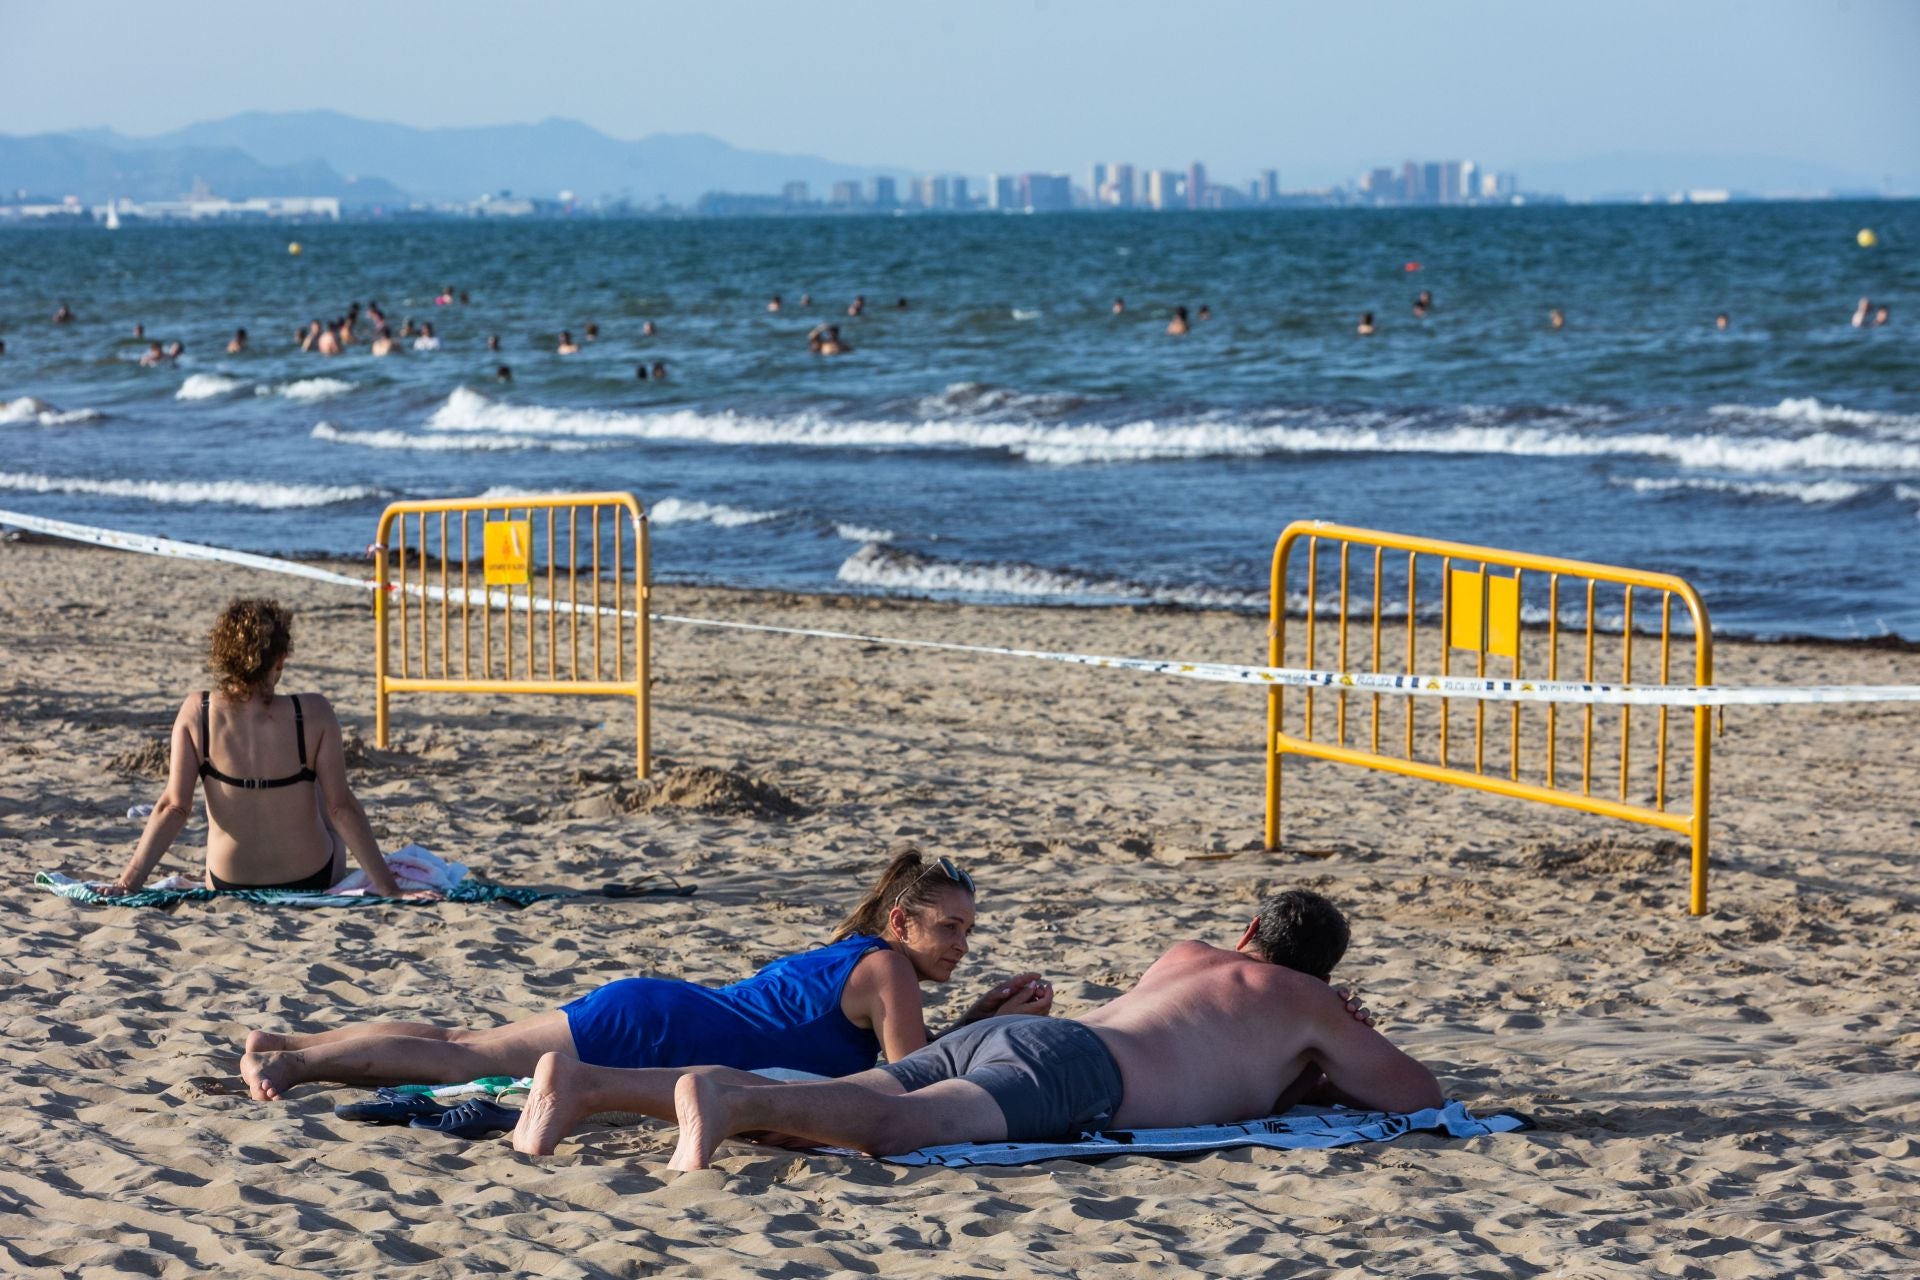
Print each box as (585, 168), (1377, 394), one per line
(241, 1012), (574, 1101)
(247, 1021), (467, 1054)
(512, 1053), (784, 1155)
(669, 1074), (1005, 1171)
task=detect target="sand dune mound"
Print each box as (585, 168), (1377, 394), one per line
(1519, 834), (1686, 878)
(561, 764), (802, 820)
(110, 738), (171, 779)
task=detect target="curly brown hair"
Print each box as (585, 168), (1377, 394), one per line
(208, 598), (294, 699)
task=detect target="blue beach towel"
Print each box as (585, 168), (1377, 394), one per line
(36, 871), (563, 910)
(873, 1101), (1530, 1167)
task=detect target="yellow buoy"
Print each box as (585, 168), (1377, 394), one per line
(288, 241), (303, 256)
(1857, 228), (1878, 249)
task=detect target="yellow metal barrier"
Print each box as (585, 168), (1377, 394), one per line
(1265, 521), (1715, 914)
(373, 492), (651, 779)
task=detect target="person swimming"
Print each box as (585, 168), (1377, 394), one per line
(556, 331), (580, 355)
(315, 323), (341, 356)
(895, 297), (909, 311)
(495, 365), (513, 382)
(848, 295), (866, 318)
(635, 364), (648, 380)
(768, 295), (783, 313)
(1874, 304), (1891, 326)
(1549, 308), (1566, 330)
(487, 334), (501, 352)
(1852, 297), (1872, 328)
(52, 302), (75, 324)
(1167, 305), (1191, 336)
(369, 327), (401, 357)
(138, 341), (166, 367)
(133, 322), (145, 339)
(641, 320), (658, 338)
(799, 293), (813, 308)
(1716, 312), (1731, 330)
(1112, 298), (1126, 315)
(237, 850), (1054, 1101)
(809, 324), (852, 355)
(165, 340), (185, 361)
(1196, 304), (1212, 322)
(227, 328), (248, 354)
(650, 360), (667, 381)
(585, 322), (599, 343)
(412, 322), (440, 352)
(1356, 312), (1376, 336)
(104, 599), (427, 902)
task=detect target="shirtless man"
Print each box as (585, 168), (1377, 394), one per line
(511, 890), (1440, 1170)
(1167, 305), (1191, 336)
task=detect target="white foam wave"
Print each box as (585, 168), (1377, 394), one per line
(835, 524), (896, 543)
(1011, 308), (1043, 321)
(0, 397), (103, 426)
(272, 377), (356, 402)
(426, 387), (1920, 472)
(650, 498), (784, 527)
(1709, 397), (1920, 433)
(311, 423), (597, 452)
(836, 543), (1264, 609)
(175, 373), (246, 401)
(1616, 476), (1868, 505)
(0, 471), (382, 509)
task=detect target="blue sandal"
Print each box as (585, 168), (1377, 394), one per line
(408, 1098), (521, 1139)
(335, 1093), (448, 1124)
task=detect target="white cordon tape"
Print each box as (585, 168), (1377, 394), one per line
(6, 508), (1918, 710)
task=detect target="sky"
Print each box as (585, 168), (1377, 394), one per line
(3, 0), (1916, 191)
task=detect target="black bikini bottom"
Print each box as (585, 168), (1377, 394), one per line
(210, 858), (337, 893)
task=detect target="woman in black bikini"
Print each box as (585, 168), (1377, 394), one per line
(105, 598), (429, 898)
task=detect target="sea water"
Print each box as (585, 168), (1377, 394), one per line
(1, 203), (1914, 638)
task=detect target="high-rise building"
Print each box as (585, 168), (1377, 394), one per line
(872, 176), (897, 209)
(1020, 173), (1071, 212)
(1146, 169), (1181, 210)
(1421, 162), (1443, 205)
(1400, 162), (1422, 203)
(1186, 162), (1207, 210)
(951, 176), (970, 209)
(782, 181), (810, 206)
(1260, 169), (1280, 204)
(1090, 164), (1110, 204)
(1458, 161), (1477, 204)
(988, 174), (1018, 211)
(1101, 162), (1136, 208)
(912, 175), (949, 210)
(1440, 161), (1462, 206)
(830, 180), (862, 207)
(1363, 167), (1396, 201)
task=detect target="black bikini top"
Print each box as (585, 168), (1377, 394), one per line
(197, 690), (317, 789)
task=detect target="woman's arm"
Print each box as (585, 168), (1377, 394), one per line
(951, 972), (1054, 1027)
(309, 696), (433, 900)
(104, 696), (200, 894)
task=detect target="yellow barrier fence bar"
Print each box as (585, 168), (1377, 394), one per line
(1267, 521), (1714, 914)
(374, 492), (651, 780)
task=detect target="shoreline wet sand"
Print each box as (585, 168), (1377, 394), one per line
(2, 535), (1916, 1276)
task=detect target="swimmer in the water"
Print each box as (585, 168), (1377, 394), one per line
(412, 322), (440, 352)
(459, 290), (470, 305)
(487, 334), (501, 352)
(1412, 300), (1428, 319)
(1197, 304), (1212, 322)
(1549, 308), (1565, 330)
(896, 297), (909, 311)
(799, 293), (813, 308)
(495, 365), (513, 383)
(641, 320), (658, 338)
(1112, 298), (1126, 315)
(1851, 298), (1872, 328)
(436, 285), (455, 306)
(585, 322), (599, 343)
(1416, 289), (1433, 311)
(0, 339), (6, 356)
(300, 320), (322, 353)
(165, 340), (185, 361)
(848, 296), (866, 318)
(366, 301), (385, 329)
(316, 324), (342, 357)
(1715, 312), (1730, 330)
(768, 295), (783, 313)
(635, 364), (648, 381)
(650, 361), (667, 381)
(399, 318), (416, 338)
(52, 302), (75, 325)
(808, 324), (852, 356)
(227, 328), (248, 355)
(1874, 305), (1891, 326)
(1356, 312), (1376, 337)
(133, 323), (146, 339)
(369, 327), (400, 358)
(139, 341), (166, 367)
(1167, 306), (1190, 336)
(556, 331), (580, 355)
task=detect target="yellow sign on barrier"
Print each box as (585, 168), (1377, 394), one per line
(1266, 521), (1715, 914)
(374, 493), (650, 779)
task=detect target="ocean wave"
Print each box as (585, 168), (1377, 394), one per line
(649, 497), (784, 527)
(1615, 476), (1869, 505)
(1709, 397), (1920, 434)
(836, 542), (1266, 609)
(0, 397), (103, 426)
(175, 373), (247, 401)
(910, 381), (1092, 419)
(834, 523), (896, 543)
(1010, 308), (1043, 321)
(424, 388), (1920, 472)
(0, 471), (383, 509)
(311, 423), (598, 452)
(271, 377), (357, 402)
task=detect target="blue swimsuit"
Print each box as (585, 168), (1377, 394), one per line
(561, 935), (890, 1075)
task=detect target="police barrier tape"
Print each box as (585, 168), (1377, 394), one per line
(6, 508), (1918, 710)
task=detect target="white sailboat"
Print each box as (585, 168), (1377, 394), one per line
(103, 200), (121, 230)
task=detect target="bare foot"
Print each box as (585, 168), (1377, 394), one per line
(667, 1073), (732, 1172)
(244, 1029), (289, 1054)
(512, 1052), (589, 1156)
(240, 1050), (301, 1102)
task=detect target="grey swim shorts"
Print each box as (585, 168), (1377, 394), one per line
(880, 1016), (1125, 1142)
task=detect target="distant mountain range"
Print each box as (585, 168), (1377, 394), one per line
(3, 111), (900, 207)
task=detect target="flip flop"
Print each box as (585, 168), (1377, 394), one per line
(336, 1094), (449, 1124)
(408, 1098), (521, 1139)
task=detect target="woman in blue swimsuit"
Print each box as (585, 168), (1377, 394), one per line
(241, 851), (1053, 1101)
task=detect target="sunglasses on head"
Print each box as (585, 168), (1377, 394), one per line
(935, 856), (976, 896)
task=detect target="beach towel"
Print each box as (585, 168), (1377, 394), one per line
(36, 871), (558, 909)
(874, 1101), (1529, 1167)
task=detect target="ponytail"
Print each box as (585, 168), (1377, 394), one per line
(832, 850), (965, 941)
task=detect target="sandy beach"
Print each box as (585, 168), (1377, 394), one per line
(1, 532), (1916, 1278)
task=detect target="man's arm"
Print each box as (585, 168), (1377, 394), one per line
(1305, 989), (1442, 1113)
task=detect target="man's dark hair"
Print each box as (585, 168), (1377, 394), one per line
(1250, 889), (1349, 981)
